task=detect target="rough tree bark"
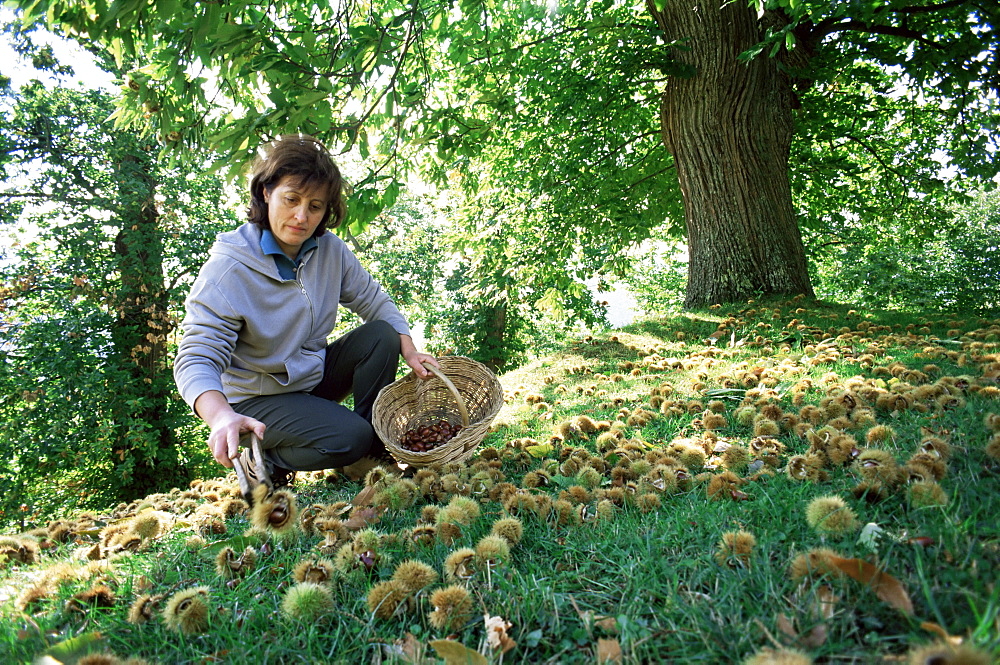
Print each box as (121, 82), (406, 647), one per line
(648, 0), (814, 308)
(481, 303), (508, 372)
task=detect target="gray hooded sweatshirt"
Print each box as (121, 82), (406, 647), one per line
(173, 222), (410, 408)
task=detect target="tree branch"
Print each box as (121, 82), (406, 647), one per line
(812, 19), (938, 45)
(622, 165), (676, 193)
(887, 0), (967, 15)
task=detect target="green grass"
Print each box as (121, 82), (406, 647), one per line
(2, 298), (999, 664)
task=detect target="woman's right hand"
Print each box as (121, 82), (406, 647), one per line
(208, 413), (267, 468)
(195, 391), (266, 468)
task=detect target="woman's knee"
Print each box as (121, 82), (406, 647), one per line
(365, 319), (400, 353)
(273, 417), (375, 470)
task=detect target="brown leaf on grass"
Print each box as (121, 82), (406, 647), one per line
(776, 613), (797, 640)
(393, 632), (426, 663)
(777, 586), (838, 650)
(342, 506), (382, 531)
(484, 614), (517, 653)
(595, 616), (619, 633)
(777, 611), (828, 649)
(826, 554), (914, 614)
(352, 485), (377, 507)
(597, 638), (623, 663)
(802, 624), (827, 648)
(567, 596), (619, 636)
(567, 595), (591, 632)
(429, 639), (488, 665)
(814, 585), (839, 621)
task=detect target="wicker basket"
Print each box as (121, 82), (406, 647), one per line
(374, 356), (504, 467)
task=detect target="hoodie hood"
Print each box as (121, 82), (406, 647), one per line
(209, 223), (280, 279)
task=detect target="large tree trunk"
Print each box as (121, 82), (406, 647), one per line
(648, 0), (814, 308)
(480, 303), (508, 372)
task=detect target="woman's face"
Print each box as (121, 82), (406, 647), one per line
(264, 175), (329, 258)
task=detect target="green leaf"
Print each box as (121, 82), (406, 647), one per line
(297, 90), (330, 107)
(430, 640), (488, 665)
(383, 180), (401, 209)
(526, 443), (553, 458)
(550, 474), (576, 488)
(202, 534), (262, 555)
(44, 631), (108, 663)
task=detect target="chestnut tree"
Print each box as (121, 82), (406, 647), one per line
(10, 0), (999, 311)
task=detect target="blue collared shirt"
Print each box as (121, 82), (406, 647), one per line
(260, 230), (318, 280)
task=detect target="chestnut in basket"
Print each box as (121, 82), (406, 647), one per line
(399, 419), (463, 452)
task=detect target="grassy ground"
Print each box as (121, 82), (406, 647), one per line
(1, 298), (999, 664)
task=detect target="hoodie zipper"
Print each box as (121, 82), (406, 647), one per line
(295, 256), (316, 333)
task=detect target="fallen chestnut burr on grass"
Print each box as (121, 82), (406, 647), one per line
(2, 298), (999, 664)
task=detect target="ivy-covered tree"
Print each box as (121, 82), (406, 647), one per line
(0, 33), (236, 521)
(9, 0), (998, 312)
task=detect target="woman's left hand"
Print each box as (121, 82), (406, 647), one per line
(404, 351), (439, 379)
(400, 334), (439, 379)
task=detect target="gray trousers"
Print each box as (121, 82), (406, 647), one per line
(232, 320), (400, 472)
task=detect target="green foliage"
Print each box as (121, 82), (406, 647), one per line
(813, 191), (1000, 313)
(618, 239), (687, 318)
(9, 0), (999, 313)
(343, 194), (444, 323)
(422, 264), (530, 372)
(0, 47), (235, 525)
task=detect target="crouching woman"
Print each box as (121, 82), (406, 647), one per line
(173, 134), (437, 497)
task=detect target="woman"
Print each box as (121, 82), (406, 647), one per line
(173, 134), (437, 499)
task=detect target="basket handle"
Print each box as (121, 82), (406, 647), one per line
(421, 360), (470, 428)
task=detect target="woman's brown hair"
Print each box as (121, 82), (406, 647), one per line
(247, 134), (347, 233)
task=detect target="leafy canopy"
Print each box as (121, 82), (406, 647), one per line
(8, 0), (1000, 313)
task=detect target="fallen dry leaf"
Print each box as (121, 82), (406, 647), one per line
(134, 575), (154, 592)
(800, 623), (827, 649)
(342, 506), (382, 530)
(392, 632), (426, 663)
(595, 616), (618, 633)
(597, 638), (622, 663)
(484, 614), (516, 653)
(352, 485), (378, 507)
(429, 639), (488, 665)
(776, 584), (837, 651)
(827, 554), (914, 614)
(814, 585), (839, 621)
(777, 613), (797, 640)
(777, 614), (828, 649)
